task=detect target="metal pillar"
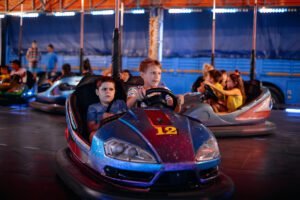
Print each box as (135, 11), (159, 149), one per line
(250, 0), (258, 81)
(79, 0), (85, 73)
(211, 0), (216, 67)
(112, 0), (121, 80)
(0, 17), (7, 66)
(18, 3), (24, 64)
(0, 19), (2, 65)
(120, 2), (124, 72)
(148, 8), (164, 62)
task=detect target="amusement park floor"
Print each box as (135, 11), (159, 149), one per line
(0, 105), (299, 200)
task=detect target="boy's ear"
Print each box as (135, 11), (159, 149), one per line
(140, 72), (144, 79)
(95, 89), (99, 97)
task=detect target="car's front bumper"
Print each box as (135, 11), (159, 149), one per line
(56, 148), (234, 200)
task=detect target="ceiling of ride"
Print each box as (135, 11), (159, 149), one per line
(1, 0), (300, 13)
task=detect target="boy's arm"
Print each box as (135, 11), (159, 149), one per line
(126, 87), (145, 108)
(87, 106), (100, 132)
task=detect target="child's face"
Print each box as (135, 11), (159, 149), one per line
(141, 65), (161, 88)
(222, 73), (227, 82)
(226, 77), (235, 89)
(207, 74), (214, 83)
(120, 72), (130, 82)
(96, 82), (115, 105)
(11, 63), (19, 70)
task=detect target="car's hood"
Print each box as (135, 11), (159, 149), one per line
(98, 108), (212, 163)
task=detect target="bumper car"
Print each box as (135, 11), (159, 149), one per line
(56, 75), (234, 200)
(29, 76), (82, 114)
(36, 71), (62, 93)
(0, 72), (36, 104)
(181, 80), (276, 137)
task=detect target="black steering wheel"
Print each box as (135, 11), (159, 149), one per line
(203, 84), (219, 102)
(141, 88), (178, 110)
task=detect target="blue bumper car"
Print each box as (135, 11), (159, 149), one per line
(0, 72), (36, 104)
(181, 80), (276, 137)
(56, 76), (234, 199)
(29, 76), (82, 114)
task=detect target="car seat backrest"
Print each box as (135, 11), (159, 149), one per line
(123, 76), (144, 94)
(26, 71), (35, 89)
(244, 79), (262, 104)
(71, 84), (99, 141)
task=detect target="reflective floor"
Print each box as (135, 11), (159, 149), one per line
(0, 105), (299, 199)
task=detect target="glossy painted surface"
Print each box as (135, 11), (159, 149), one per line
(66, 100), (220, 187)
(30, 76), (82, 112)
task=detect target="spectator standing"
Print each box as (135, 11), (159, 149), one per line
(10, 60), (27, 83)
(45, 44), (58, 74)
(26, 40), (40, 78)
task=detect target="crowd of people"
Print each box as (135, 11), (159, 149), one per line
(194, 63), (246, 113)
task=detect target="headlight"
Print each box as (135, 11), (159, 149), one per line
(104, 138), (157, 164)
(195, 136), (220, 162)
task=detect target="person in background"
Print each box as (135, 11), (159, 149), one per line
(10, 60), (27, 83)
(82, 58), (93, 76)
(205, 73), (246, 113)
(192, 63), (215, 92)
(127, 58), (184, 113)
(102, 64), (112, 76)
(120, 69), (132, 83)
(87, 77), (127, 143)
(205, 69), (227, 112)
(0, 65), (10, 82)
(45, 44), (58, 74)
(220, 70), (228, 88)
(26, 40), (40, 78)
(56, 63), (75, 81)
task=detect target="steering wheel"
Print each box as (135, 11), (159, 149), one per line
(203, 84), (219, 102)
(141, 88), (178, 110)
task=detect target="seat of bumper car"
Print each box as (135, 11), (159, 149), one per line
(69, 75), (126, 142)
(244, 79), (262, 104)
(26, 71), (35, 89)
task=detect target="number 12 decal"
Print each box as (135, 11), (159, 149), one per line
(155, 126), (178, 135)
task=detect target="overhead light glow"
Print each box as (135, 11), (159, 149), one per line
(212, 8), (239, 13)
(259, 8), (288, 13)
(53, 12), (75, 17)
(285, 108), (300, 113)
(168, 8), (192, 14)
(91, 10), (114, 15)
(0, 14), (4, 19)
(130, 9), (145, 14)
(8, 12), (39, 18)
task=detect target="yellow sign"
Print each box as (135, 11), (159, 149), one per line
(155, 126), (178, 135)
